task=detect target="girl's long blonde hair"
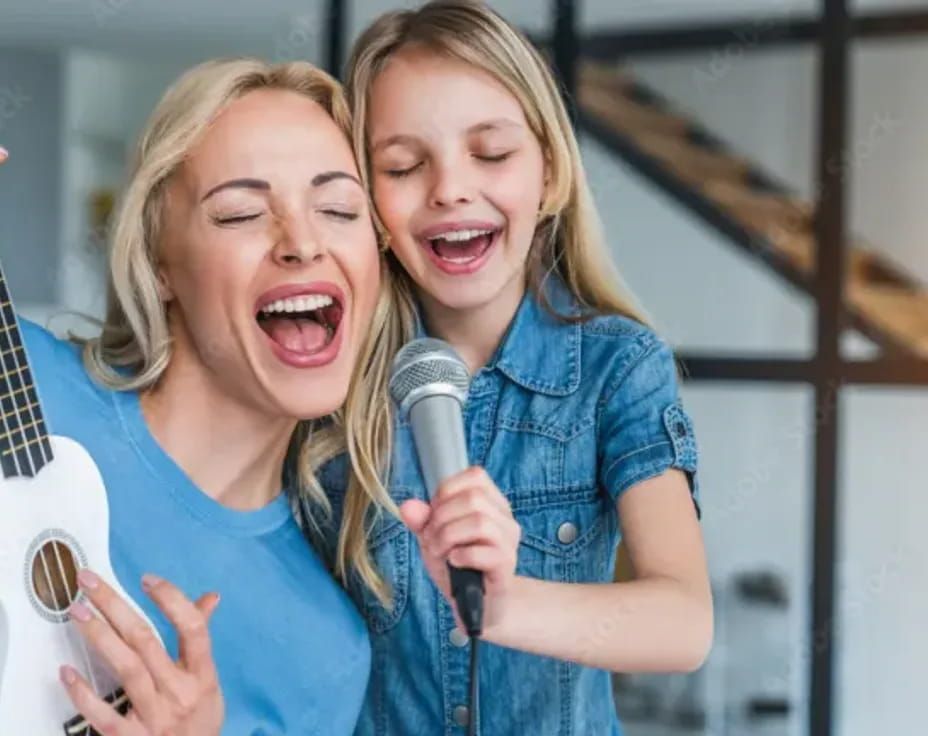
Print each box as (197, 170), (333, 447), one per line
(80, 57), (403, 604)
(337, 0), (650, 598)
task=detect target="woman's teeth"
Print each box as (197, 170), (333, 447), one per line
(260, 294), (333, 315)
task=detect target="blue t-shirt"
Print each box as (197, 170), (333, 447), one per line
(19, 317), (371, 735)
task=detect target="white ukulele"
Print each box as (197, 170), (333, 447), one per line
(0, 268), (161, 734)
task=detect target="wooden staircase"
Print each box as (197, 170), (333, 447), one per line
(578, 61), (928, 359)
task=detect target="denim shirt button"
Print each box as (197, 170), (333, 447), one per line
(449, 627), (469, 647)
(557, 521), (579, 544)
(452, 705), (469, 727)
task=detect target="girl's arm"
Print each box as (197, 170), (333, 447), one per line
(405, 466), (712, 673)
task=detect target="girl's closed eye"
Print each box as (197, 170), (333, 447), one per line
(384, 161), (424, 178)
(320, 207), (360, 221)
(474, 150), (514, 163)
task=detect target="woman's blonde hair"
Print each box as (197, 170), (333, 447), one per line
(333, 0), (650, 599)
(80, 57), (403, 604)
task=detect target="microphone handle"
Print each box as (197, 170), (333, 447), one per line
(449, 563), (484, 636)
(408, 396), (486, 636)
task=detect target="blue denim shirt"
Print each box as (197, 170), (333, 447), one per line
(309, 280), (700, 736)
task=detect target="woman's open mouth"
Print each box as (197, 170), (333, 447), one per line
(421, 226), (501, 275)
(255, 287), (345, 368)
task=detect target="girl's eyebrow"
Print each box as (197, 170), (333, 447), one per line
(371, 118), (522, 154)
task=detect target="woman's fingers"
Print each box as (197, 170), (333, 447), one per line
(60, 664), (144, 736)
(142, 575), (219, 683)
(67, 598), (160, 728)
(76, 570), (178, 697)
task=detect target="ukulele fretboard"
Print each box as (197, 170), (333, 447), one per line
(0, 270), (52, 478)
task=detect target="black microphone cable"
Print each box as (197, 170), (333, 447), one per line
(452, 566), (483, 736)
(467, 634), (480, 736)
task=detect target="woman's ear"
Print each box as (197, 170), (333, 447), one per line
(155, 265), (174, 302)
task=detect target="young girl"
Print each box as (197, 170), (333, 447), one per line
(306, 1), (713, 734)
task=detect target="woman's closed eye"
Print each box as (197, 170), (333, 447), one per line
(211, 212), (264, 226)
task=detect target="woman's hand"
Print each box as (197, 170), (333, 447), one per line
(400, 466), (521, 633)
(61, 569), (224, 736)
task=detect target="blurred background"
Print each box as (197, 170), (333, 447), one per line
(0, 1), (925, 735)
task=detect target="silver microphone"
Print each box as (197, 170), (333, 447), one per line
(389, 337), (484, 635)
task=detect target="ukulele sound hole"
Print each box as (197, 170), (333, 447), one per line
(31, 539), (80, 612)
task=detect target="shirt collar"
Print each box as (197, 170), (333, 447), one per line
(490, 278), (581, 396)
(412, 277), (582, 396)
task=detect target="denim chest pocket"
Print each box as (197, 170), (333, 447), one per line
(483, 416), (617, 584)
(355, 499), (412, 635)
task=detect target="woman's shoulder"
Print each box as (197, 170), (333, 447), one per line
(17, 314), (84, 373)
(16, 314), (109, 415)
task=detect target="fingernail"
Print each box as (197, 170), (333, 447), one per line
(68, 601), (93, 623)
(141, 573), (161, 593)
(77, 569), (99, 590)
(60, 665), (77, 685)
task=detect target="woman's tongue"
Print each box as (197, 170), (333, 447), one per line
(262, 317), (328, 354)
(432, 232), (492, 262)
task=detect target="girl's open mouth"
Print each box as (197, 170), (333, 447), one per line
(420, 226), (501, 275)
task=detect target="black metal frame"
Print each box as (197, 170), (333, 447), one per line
(325, 2), (928, 735)
(581, 8), (928, 59)
(325, 0), (348, 80)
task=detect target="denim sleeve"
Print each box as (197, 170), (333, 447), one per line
(598, 336), (700, 514)
(296, 453), (350, 572)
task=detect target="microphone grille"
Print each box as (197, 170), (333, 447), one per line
(389, 338), (470, 415)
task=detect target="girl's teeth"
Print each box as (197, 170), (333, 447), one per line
(430, 228), (492, 243)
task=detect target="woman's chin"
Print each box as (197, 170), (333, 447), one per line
(287, 386), (349, 422)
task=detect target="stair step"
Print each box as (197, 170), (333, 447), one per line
(579, 61), (633, 95)
(634, 132), (752, 186)
(702, 181), (812, 236)
(580, 78), (690, 138)
(578, 59), (928, 359)
(847, 285), (928, 358)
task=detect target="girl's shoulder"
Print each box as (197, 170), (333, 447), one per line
(579, 312), (676, 387)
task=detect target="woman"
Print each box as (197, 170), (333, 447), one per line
(304, 2), (713, 734)
(2, 57), (389, 734)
